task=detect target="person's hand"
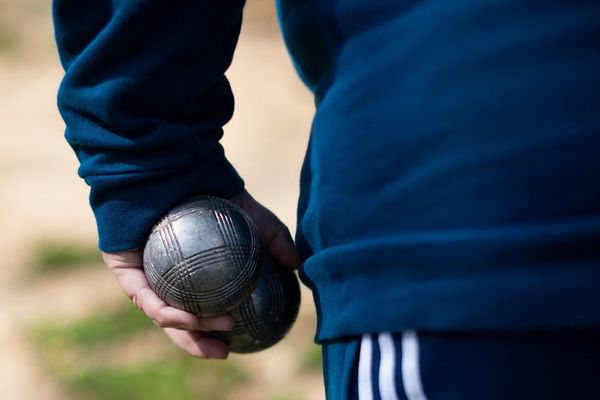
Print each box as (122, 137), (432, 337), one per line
(102, 189), (299, 359)
(102, 249), (234, 359)
(227, 189), (299, 271)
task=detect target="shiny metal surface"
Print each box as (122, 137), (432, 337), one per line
(208, 253), (301, 353)
(143, 195), (261, 317)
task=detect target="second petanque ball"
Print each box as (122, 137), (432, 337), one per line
(207, 253), (301, 353)
(143, 195), (262, 318)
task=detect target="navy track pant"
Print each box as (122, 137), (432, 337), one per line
(323, 330), (600, 400)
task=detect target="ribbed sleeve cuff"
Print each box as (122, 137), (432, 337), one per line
(87, 146), (244, 252)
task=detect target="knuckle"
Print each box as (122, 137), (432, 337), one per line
(154, 309), (181, 328)
(131, 294), (143, 310)
(153, 314), (169, 327)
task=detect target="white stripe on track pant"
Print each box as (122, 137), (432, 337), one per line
(358, 331), (428, 400)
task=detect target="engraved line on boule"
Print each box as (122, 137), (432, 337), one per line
(243, 211), (260, 269)
(153, 247), (248, 299)
(165, 207), (198, 223)
(239, 296), (264, 343)
(221, 206), (246, 283)
(159, 257), (252, 304)
(165, 219), (192, 312)
(211, 201), (260, 300)
(166, 216), (196, 313)
(163, 219), (192, 313)
(155, 222), (196, 310)
(144, 256), (161, 295)
(239, 206), (260, 261)
(230, 316), (272, 336)
(156, 259), (248, 304)
(157, 226), (181, 302)
(218, 199), (260, 268)
(261, 269), (285, 341)
(211, 201), (246, 280)
(167, 198), (215, 221)
(232, 201), (261, 281)
(268, 270), (285, 319)
(146, 196), (264, 317)
(150, 245), (257, 303)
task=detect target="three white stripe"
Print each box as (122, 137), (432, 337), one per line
(358, 331), (428, 400)
(401, 331), (427, 400)
(358, 334), (374, 400)
(378, 333), (400, 400)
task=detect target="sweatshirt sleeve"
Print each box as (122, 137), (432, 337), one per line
(53, 0), (246, 252)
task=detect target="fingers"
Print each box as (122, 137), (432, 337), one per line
(103, 250), (235, 332)
(229, 190), (300, 270)
(163, 328), (229, 359)
(257, 215), (300, 270)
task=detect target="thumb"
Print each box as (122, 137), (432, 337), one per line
(229, 190), (300, 270)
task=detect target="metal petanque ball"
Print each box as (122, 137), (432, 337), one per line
(207, 253), (301, 353)
(143, 195), (262, 318)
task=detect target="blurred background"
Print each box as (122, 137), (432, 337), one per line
(0, 0), (320, 399)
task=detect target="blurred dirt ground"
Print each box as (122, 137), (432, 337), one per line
(0, 1), (320, 399)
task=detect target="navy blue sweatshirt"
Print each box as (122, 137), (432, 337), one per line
(54, 0), (600, 341)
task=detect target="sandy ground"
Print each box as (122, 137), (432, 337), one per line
(0, 2), (318, 398)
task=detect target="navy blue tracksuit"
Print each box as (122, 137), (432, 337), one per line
(53, 0), (600, 397)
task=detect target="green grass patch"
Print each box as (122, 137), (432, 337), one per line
(0, 22), (17, 52)
(30, 240), (102, 274)
(299, 343), (322, 372)
(268, 394), (304, 400)
(68, 355), (247, 400)
(31, 302), (152, 349)
(28, 302), (248, 400)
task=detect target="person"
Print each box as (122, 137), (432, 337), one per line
(53, 1), (600, 399)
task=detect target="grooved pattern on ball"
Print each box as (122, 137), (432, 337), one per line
(208, 254), (301, 353)
(143, 196), (261, 317)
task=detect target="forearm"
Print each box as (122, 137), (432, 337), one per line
(53, 0), (246, 251)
